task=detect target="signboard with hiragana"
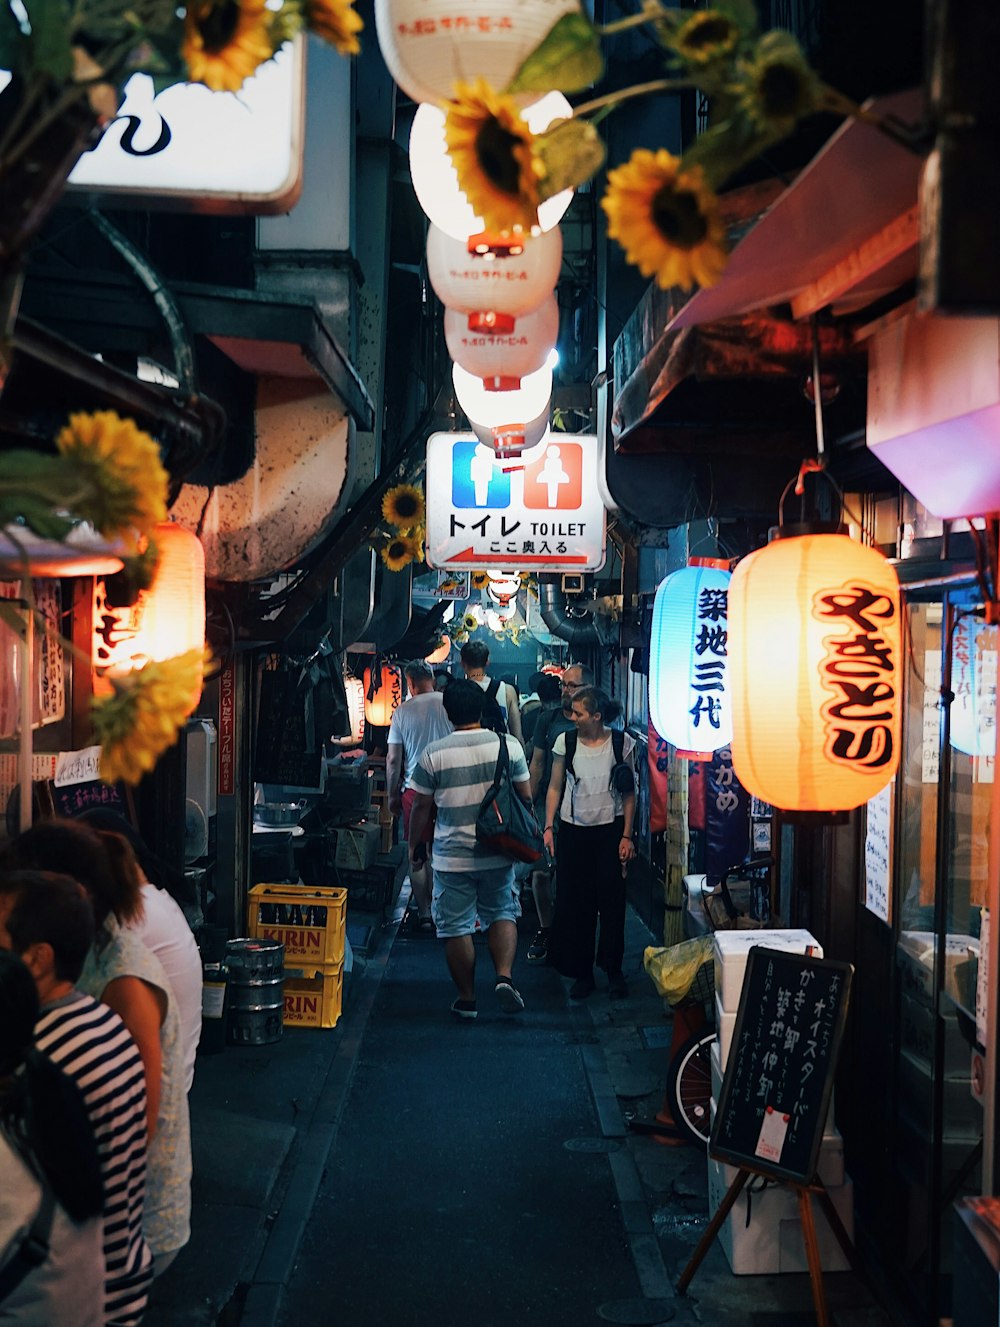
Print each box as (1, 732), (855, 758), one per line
(425, 432), (606, 571)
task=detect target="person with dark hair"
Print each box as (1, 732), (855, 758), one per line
(459, 640), (524, 749)
(0, 871), (153, 1325)
(543, 686), (637, 1000)
(387, 661), (453, 932)
(408, 679), (532, 1018)
(79, 809), (203, 1093)
(0, 949), (105, 1326)
(4, 819), (191, 1274)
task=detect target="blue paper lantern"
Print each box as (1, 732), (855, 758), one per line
(649, 559), (732, 758)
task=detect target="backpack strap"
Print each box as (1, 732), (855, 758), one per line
(564, 728), (577, 780)
(486, 677), (502, 705)
(612, 728), (624, 767)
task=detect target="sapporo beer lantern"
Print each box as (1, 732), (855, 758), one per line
(363, 661), (403, 726)
(728, 527), (902, 814)
(342, 673), (366, 745)
(649, 558), (732, 759)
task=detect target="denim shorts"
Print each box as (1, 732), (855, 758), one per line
(431, 864), (521, 938)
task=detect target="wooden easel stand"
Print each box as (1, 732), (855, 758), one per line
(676, 1164), (863, 1327)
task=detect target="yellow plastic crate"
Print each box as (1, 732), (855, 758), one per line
(247, 885), (346, 971)
(283, 963), (344, 1029)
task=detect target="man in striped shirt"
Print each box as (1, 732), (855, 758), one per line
(0, 870), (153, 1326)
(408, 679), (532, 1019)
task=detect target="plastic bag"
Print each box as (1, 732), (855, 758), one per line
(644, 935), (714, 1005)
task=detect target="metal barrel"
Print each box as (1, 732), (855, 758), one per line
(226, 938), (285, 1045)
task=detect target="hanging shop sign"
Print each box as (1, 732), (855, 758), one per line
(951, 615), (997, 760)
(60, 39), (305, 213)
(424, 432), (606, 572)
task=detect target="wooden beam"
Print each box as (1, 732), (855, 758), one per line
(790, 205), (919, 319)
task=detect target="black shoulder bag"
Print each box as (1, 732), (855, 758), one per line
(475, 736), (545, 863)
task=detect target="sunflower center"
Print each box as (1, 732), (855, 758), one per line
(393, 495), (418, 521)
(476, 118), (523, 196)
(651, 185), (708, 250)
(683, 15), (734, 52)
(759, 63), (809, 119)
(200, 1), (242, 53)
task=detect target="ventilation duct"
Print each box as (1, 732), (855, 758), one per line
(538, 578), (599, 645)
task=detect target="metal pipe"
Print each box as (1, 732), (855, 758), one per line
(538, 578), (598, 644)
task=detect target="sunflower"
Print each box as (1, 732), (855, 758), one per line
(453, 630), (469, 646)
(94, 648), (208, 785)
(462, 612), (479, 632)
(183, 0), (276, 94)
(445, 79), (543, 234)
(381, 533), (420, 572)
(382, 483), (425, 530)
(306, 0), (363, 56)
(471, 571), (490, 589)
(55, 411), (168, 545)
(669, 10), (742, 67)
(734, 31), (821, 138)
(601, 149), (728, 291)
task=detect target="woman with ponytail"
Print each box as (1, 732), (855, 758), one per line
(0, 950), (104, 1324)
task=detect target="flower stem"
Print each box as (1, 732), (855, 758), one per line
(819, 86), (925, 155)
(573, 78), (694, 120)
(595, 3), (671, 38)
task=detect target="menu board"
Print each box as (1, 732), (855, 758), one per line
(710, 947), (853, 1185)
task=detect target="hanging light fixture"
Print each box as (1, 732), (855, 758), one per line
(427, 224), (563, 335)
(92, 521), (205, 713)
(649, 558), (731, 759)
(337, 673), (366, 745)
(445, 295), (559, 389)
(728, 523), (902, 815)
(377, 0), (580, 117)
(951, 615), (997, 757)
(453, 361), (551, 458)
(363, 662), (404, 727)
(425, 634), (452, 665)
(408, 95), (574, 241)
(487, 575), (521, 599)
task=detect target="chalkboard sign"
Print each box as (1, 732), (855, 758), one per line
(710, 946), (853, 1185)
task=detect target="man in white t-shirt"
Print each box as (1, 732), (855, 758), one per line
(459, 640), (524, 751)
(387, 661), (453, 929)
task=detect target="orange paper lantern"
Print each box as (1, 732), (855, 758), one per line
(93, 522), (205, 713)
(363, 663), (403, 726)
(728, 530), (902, 813)
(425, 635), (451, 665)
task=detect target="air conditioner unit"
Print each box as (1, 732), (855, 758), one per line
(186, 719), (218, 821)
(866, 313), (1000, 519)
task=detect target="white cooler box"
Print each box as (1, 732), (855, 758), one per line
(713, 929), (823, 1012)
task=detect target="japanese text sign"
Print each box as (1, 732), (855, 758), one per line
(425, 432), (606, 571)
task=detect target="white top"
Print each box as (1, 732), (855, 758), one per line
(553, 731), (636, 827)
(472, 675), (523, 745)
(388, 691), (454, 786)
(132, 884), (203, 1093)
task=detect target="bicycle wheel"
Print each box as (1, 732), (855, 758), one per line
(665, 1029), (716, 1147)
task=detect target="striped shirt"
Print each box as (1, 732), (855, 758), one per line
(411, 729), (530, 871)
(35, 991), (153, 1327)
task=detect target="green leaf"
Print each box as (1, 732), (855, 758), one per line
(23, 0), (73, 82)
(0, 3), (29, 76)
(682, 113), (773, 189)
(535, 117), (606, 199)
(0, 601), (27, 638)
(714, 0), (759, 32)
(506, 12), (604, 96)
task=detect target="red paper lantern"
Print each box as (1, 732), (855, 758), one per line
(363, 663), (403, 726)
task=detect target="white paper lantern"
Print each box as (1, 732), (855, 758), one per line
(428, 224), (562, 333)
(376, 0), (581, 109)
(488, 576), (521, 599)
(445, 295), (559, 389)
(409, 95), (574, 241)
(455, 361), (552, 457)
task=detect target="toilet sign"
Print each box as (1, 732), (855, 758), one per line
(425, 432), (606, 571)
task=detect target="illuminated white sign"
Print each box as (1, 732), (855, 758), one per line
(62, 39), (305, 214)
(425, 432), (606, 572)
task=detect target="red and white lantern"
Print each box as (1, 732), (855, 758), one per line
(445, 295), (559, 389)
(427, 224), (562, 335)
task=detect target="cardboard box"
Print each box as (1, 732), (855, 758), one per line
(335, 822), (380, 870)
(283, 963), (344, 1029)
(713, 929), (823, 1012)
(247, 884), (346, 973)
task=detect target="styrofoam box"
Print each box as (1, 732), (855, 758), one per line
(716, 994), (737, 1069)
(713, 930), (823, 1012)
(711, 1037), (723, 1103)
(897, 930), (979, 1004)
(707, 1154), (854, 1275)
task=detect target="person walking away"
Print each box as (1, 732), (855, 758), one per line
(525, 663), (593, 963)
(407, 680), (531, 1019)
(459, 640), (524, 752)
(4, 819), (192, 1275)
(0, 950), (105, 1327)
(0, 871), (153, 1326)
(543, 686), (637, 999)
(386, 661), (453, 931)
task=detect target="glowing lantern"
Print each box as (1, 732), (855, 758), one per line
(425, 634), (452, 665)
(93, 522), (205, 713)
(445, 295), (559, 389)
(649, 558), (732, 759)
(409, 97), (573, 241)
(376, 0), (580, 110)
(454, 362), (551, 458)
(337, 674), (366, 745)
(728, 531), (902, 813)
(488, 576), (521, 600)
(951, 617), (997, 757)
(363, 662), (404, 726)
(427, 224), (562, 334)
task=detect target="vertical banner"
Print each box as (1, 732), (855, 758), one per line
(864, 783), (892, 923)
(704, 745), (749, 886)
(647, 718), (669, 833)
(219, 659), (236, 797)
